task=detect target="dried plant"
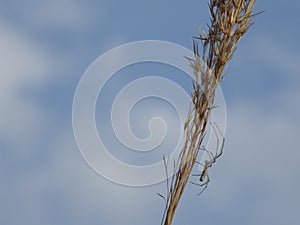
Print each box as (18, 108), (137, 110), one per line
(160, 1), (260, 224)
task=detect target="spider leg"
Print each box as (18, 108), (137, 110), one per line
(197, 174), (210, 196)
(217, 137), (225, 158)
(200, 146), (214, 159)
(210, 122), (221, 156)
(195, 161), (205, 167)
(190, 181), (202, 187)
(211, 122), (225, 157)
(192, 174), (202, 176)
(200, 174), (210, 187)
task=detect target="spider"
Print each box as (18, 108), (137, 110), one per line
(190, 122), (225, 196)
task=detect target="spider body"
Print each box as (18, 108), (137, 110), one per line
(190, 122), (224, 196)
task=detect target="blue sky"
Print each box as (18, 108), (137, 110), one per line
(1, 1), (300, 225)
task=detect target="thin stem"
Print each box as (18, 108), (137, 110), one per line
(161, 1), (259, 224)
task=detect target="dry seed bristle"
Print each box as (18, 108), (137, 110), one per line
(160, 1), (259, 225)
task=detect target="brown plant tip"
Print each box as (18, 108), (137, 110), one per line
(160, 1), (260, 225)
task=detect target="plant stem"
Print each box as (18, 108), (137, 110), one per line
(161, 1), (259, 224)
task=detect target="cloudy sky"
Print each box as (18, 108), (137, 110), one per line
(1, 1), (300, 225)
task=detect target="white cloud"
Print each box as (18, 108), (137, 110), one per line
(251, 35), (300, 79)
(197, 92), (300, 224)
(1, 11), (299, 224)
(10, 0), (106, 32)
(0, 21), (52, 154)
(6, 130), (162, 225)
(170, 88), (300, 224)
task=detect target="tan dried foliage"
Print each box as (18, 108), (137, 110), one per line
(160, 1), (260, 224)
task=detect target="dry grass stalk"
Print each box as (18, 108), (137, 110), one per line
(160, 1), (259, 224)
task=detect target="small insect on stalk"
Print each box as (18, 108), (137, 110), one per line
(190, 122), (225, 196)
